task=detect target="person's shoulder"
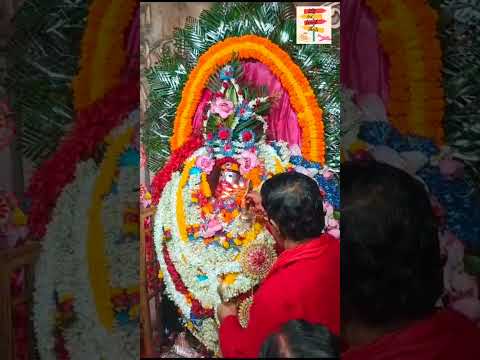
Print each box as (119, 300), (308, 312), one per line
(309, 233), (340, 264)
(342, 310), (480, 360)
(440, 309), (480, 340)
(323, 233), (340, 254)
(315, 232), (340, 252)
(411, 309), (480, 359)
(436, 309), (480, 359)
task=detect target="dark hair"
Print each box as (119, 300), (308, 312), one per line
(260, 171), (325, 242)
(341, 160), (443, 326)
(259, 320), (339, 358)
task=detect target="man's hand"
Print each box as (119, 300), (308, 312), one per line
(245, 191), (284, 243)
(244, 191), (267, 220)
(217, 301), (238, 323)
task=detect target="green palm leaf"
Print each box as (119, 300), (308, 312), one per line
(6, 0), (88, 165)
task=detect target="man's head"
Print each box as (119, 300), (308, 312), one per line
(341, 160), (443, 327)
(259, 320), (339, 358)
(260, 171), (325, 242)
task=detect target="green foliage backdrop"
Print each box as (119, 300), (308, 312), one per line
(436, 0), (480, 171)
(6, 0), (87, 164)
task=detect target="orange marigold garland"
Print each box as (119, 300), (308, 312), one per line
(365, 0), (445, 145)
(73, 0), (137, 110)
(170, 35), (325, 164)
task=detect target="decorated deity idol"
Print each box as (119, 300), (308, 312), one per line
(201, 161), (249, 237)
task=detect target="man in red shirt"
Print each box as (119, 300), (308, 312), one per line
(341, 160), (480, 360)
(216, 171), (340, 358)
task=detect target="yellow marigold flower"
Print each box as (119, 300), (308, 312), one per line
(223, 273), (237, 285)
(13, 207), (27, 226)
(60, 294), (74, 302)
(129, 305), (139, 319)
(201, 173), (212, 197)
(349, 140), (368, 154)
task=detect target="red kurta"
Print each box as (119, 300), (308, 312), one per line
(219, 233), (340, 358)
(342, 309), (480, 360)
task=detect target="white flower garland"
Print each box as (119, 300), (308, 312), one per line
(100, 162), (140, 360)
(154, 142), (286, 352)
(154, 136), (344, 352)
(257, 142), (291, 175)
(33, 113), (139, 360)
(64, 159), (114, 360)
(33, 160), (98, 360)
(104, 165), (139, 289)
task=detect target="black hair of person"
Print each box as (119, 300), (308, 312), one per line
(260, 171), (325, 242)
(259, 319), (340, 358)
(341, 160), (443, 326)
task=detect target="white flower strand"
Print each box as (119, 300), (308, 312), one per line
(33, 160), (97, 360)
(64, 160), (116, 360)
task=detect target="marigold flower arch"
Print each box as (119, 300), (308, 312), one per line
(366, 0), (445, 145)
(171, 35), (326, 164)
(27, 0), (138, 240)
(72, 0), (137, 110)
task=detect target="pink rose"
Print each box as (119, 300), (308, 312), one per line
(324, 201), (339, 239)
(239, 151), (258, 175)
(327, 218), (338, 228)
(323, 170), (334, 180)
(439, 158), (464, 179)
(211, 98), (234, 119)
(327, 228), (340, 239)
(324, 202), (334, 217)
(201, 218), (223, 238)
(195, 155), (215, 174)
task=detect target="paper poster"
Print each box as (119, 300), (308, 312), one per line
(296, 5), (332, 44)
